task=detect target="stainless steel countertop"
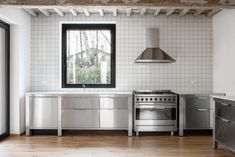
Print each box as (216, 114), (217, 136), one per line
(26, 91), (133, 97)
(212, 95), (235, 102)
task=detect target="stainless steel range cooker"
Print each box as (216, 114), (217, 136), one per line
(133, 90), (178, 136)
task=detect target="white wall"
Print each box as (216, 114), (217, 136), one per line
(31, 14), (213, 94)
(0, 8), (31, 134)
(213, 9), (235, 96)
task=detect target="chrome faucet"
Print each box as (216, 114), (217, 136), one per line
(82, 84), (86, 92)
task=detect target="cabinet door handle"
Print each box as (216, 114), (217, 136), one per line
(196, 108), (209, 111)
(220, 102), (231, 107)
(219, 117), (231, 123)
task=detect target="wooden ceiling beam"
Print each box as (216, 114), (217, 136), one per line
(99, 9), (104, 16)
(70, 9), (77, 16)
(127, 8), (132, 16)
(140, 8), (147, 16)
(54, 8), (64, 16)
(153, 8), (161, 16)
(38, 9), (50, 16)
(113, 9), (117, 16)
(82, 8), (90, 16)
(193, 9), (204, 16)
(24, 8), (37, 16)
(207, 9), (221, 17)
(179, 8), (190, 16)
(166, 9), (175, 16)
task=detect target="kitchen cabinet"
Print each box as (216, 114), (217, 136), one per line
(26, 92), (133, 136)
(179, 94), (224, 136)
(185, 95), (211, 129)
(213, 97), (235, 153)
(26, 96), (59, 136)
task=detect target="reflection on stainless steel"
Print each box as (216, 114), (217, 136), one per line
(26, 92), (133, 136)
(213, 98), (235, 153)
(134, 90), (178, 136)
(135, 28), (175, 63)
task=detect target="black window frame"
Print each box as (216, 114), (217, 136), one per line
(61, 23), (116, 88)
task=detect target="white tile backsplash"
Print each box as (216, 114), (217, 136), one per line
(30, 14), (213, 93)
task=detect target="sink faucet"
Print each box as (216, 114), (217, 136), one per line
(82, 84), (86, 92)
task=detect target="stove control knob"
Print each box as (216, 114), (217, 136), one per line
(155, 98), (158, 101)
(145, 98), (148, 101)
(150, 98), (152, 101)
(136, 98), (139, 101)
(141, 98), (144, 101)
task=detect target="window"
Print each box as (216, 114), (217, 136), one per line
(62, 24), (116, 88)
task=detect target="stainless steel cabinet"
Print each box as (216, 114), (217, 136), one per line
(26, 93), (133, 136)
(185, 95), (211, 129)
(99, 97), (129, 128)
(179, 94), (217, 136)
(214, 98), (235, 153)
(62, 109), (99, 128)
(100, 109), (128, 128)
(26, 96), (58, 134)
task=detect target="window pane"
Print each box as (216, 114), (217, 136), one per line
(66, 30), (111, 84)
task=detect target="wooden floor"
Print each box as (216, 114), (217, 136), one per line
(0, 131), (234, 157)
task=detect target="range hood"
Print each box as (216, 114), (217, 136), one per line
(135, 28), (176, 63)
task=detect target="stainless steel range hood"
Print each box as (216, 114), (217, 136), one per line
(135, 28), (176, 63)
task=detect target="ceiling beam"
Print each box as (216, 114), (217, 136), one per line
(179, 8), (190, 16)
(24, 8), (37, 16)
(82, 8), (90, 16)
(38, 9), (50, 16)
(54, 8), (64, 16)
(140, 8), (147, 16)
(70, 9), (77, 16)
(127, 8), (132, 16)
(166, 9), (175, 16)
(113, 9), (117, 16)
(193, 9), (204, 16)
(207, 9), (221, 17)
(153, 8), (161, 16)
(1, 0), (235, 8)
(99, 9), (104, 16)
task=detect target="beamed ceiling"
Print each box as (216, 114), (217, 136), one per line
(1, 0), (235, 7)
(1, 0), (235, 17)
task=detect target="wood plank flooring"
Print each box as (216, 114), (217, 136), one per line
(0, 131), (234, 157)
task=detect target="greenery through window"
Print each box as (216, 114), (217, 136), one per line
(62, 24), (116, 88)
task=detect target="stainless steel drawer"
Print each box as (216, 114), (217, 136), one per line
(216, 101), (235, 122)
(185, 107), (210, 129)
(30, 97), (58, 129)
(62, 109), (99, 128)
(194, 96), (210, 108)
(100, 97), (128, 109)
(185, 96), (210, 109)
(100, 109), (128, 128)
(62, 97), (100, 109)
(215, 116), (235, 150)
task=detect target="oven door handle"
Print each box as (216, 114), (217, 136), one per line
(136, 105), (176, 109)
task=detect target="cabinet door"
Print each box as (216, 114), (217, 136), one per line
(62, 97), (100, 109)
(215, 117), (235, 150)
(185, 108), (210, 129)
(62, 109), (99, 128)
(30, 97), (58, 129)
(100, 109), (128, 128)
(100, 97), (128, 109)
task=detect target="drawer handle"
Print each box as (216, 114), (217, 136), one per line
(195, 109), (209, 111)
(219, 117), (231, 123)
(195, 97), (208, 100)
(220, 102), (231, 107)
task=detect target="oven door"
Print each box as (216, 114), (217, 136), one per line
(135, 105), (177, 126)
